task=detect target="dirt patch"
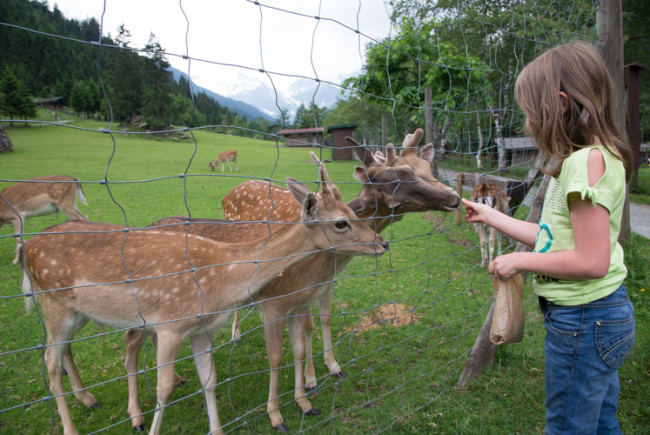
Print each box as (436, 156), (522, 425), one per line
(351, 303), (420, 332)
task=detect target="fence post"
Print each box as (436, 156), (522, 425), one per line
(456, 173), (464, 225)
(596, 0), (630, 247)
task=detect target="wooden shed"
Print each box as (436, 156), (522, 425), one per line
(327, 124), (358, 160)
(277, 127), (324, 147)
(503, 136), (537, 166)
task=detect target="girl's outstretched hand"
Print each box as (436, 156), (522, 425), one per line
(461, 197), (490, 224)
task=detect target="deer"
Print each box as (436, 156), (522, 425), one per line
(20, 152), (387, 435)
(470, 182), (509, 268)
(0, 175), (88, 264)
(214, 128), (460, 431)
(209, 150), (238, 172)
(118, 129), (460, 432)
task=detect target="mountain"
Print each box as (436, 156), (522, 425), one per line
(169, 68), (274, 122)
(170, 68), (345, 122)
(228, 77), (344, 119)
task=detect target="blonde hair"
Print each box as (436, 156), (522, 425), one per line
(514, 41), (633, 180)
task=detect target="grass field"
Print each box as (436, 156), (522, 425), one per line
(0, 121), (647, 434)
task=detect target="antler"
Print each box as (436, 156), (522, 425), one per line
(401, 128), (424, 157)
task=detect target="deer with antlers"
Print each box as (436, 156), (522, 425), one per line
(215, 128), (460, 431)
(470, 182), (509, 267)
(120, 129), (460, 432)
(0, 175), (88, 264)
(209, 150), (238, 172)
(20, 153), (387, 435)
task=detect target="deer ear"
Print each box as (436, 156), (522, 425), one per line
(301, 192), (318, 222)
(353, 166), (370, 183)
(286, 177), (311, 205)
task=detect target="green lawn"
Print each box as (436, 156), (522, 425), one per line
(0, 122), (647, 434)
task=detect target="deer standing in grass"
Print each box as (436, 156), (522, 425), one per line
(0, 175), (88, 264)
(217, 128), (460, 431)
(122, 129), (460, 432)
(209, 150), (238, 172)
(21, 153), (387, 435)
(470, 182), (509, 267)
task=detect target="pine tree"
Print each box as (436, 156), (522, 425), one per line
(0, 68), (33, 126)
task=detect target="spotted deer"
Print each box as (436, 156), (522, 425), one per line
(20, 153), (387, 435)
(0, 175), (88, 264)
(217, 128), (460, 431)
(209, 150), (238, 172)
(470, 182), (509, 267)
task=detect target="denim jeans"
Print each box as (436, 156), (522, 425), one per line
(539, 284), (635, 435)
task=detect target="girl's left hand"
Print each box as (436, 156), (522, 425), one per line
(489, 253), (521, 281)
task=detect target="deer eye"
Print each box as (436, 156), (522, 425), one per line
(335, 221), (349, 229)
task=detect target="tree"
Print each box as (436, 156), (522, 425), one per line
(104, 25), (144, 122)
(344, 19), (490, 151)
(141, 33), (173, 128)
(293, 102), (327, 129)
(0, 68), (34, 126)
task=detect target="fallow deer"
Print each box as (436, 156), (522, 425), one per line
(470, 182), (509, 267)
(209, 150), (238, 172)
(217, 128), (460, 431)
(20, 153), (387, 435)
(0, 175), (88, 264)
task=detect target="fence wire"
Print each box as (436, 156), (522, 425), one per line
(0, 0), (599, 433)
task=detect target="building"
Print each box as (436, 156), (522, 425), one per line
(277, 127), (324, 147)
(327, 124), (358, 160)
(503, 136), (537, 166)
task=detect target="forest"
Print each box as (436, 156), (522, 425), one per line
(0, 0), (648, 148)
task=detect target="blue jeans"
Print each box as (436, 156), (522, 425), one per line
(539, 284), (635, 435)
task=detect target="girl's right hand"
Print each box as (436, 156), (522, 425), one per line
(461, 197), (491, 224)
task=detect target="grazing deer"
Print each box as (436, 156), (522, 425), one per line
(209, 150), (238, 172)
(0, 175), (88, 264)
(217, 128), (460, 431)
(470, 182), (509, 267)
(21, 153), (387, 435)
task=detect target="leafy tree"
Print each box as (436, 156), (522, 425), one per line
(0, 68), (35, 126)
(141, 33), (173, 128)
(293, 103), (327, 128)
(104, 25), (144, 122)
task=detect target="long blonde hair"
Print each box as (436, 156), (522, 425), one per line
(514, 41), (633, 180)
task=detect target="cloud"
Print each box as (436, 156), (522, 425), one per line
(52, 0), (392, 96)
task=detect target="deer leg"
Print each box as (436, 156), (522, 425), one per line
(44, 322), (79, 434)
(303, 312), (317, 391)
(488, 226), (496, 264)
(234, 160), (238, 171)
(63, 341), (98, 409)
(124, 328), (147, 431)
(190, 332), (222, 435)
(288, 308), (319, 417)
(231, 311), (241, 343)
(317, 286), (343, 379)
(261, 309), (290, 432)
(11, 218), (23, 265)
(148, 331), (183, 435)
(475, 223), (488, 268)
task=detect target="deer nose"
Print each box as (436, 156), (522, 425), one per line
(376, 237), (389, 251)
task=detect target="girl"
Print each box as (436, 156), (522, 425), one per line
(462, 41), (635, 434)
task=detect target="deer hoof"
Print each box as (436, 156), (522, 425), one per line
(91, 402), (101, 409)
(305, 407), (320, 416)
(305, 385), (316, 393)
(133, 424), (147, 432)
(334, 370), (346, 379)
(273, 422), (290, 433)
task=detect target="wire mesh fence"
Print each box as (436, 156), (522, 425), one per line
(0, 0), (612, 433)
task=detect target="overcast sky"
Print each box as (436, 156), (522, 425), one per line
(51, 0), (394, 97)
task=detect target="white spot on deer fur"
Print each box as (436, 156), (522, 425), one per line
(51, 259), (57, 266)
(42, 269), (49, 276)
(172, 287), (180, 294)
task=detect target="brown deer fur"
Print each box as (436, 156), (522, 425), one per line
(21, 154), (386, 435)
(470, 183), (509, 267)
(0, 175), (88, 264)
